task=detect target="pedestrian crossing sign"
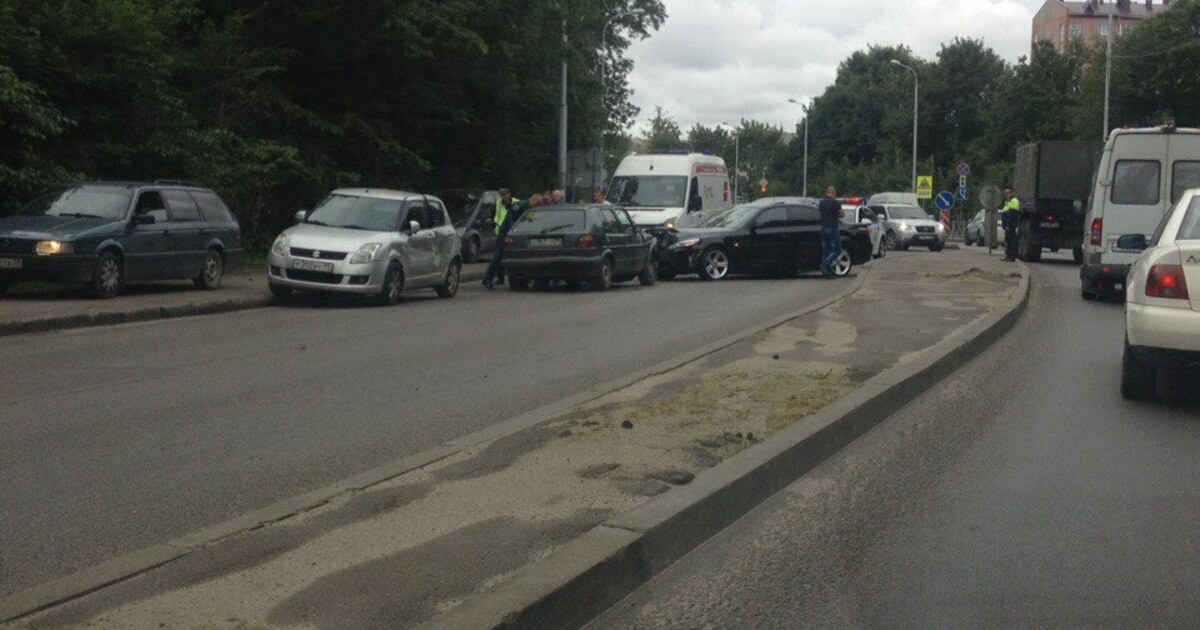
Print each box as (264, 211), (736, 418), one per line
(917, 176), (934, 200)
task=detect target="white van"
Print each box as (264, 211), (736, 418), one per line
(605, 152), (732, 228)
(1081, 124), (1200, 300)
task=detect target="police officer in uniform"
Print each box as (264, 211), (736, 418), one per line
(1001, 188), (1021, 262)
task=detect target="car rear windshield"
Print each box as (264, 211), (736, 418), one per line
(1177, 197), (1200, 240)
(306, 194), (402, 231)
(18, 186), (133, 220)
(510, 209), (587, 234)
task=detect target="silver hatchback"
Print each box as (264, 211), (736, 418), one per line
(267, 189), (462, 305)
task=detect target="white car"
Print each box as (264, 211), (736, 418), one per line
(847, 204), (885, 258)
(965, 209), (1005, 247)
(1120, 188), (1200, 400)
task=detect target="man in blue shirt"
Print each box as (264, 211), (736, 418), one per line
(818, 186), (845, 278)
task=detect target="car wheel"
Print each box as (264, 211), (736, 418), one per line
(965, 233), (976, 246)
(377, 262), (404, 306)
(884, 231), (898, 251)
(1073, 246), (1084, 265)
(269, 283), (292, 299)
(831, 250), (853, 277)
(659, 268), (677, 281)
(1081, 289), (1098, 301)
(194, 249), (224, 290)
(91, 251), (124, 299)
(592, 258), (613, 291)
(436, 259), (460, 298)
(509, 276), (530, 291)
(930, 241), (944, 252)
(698, 247), (730, 281)
(565, 280), (582, 291)
(638, 258), (658, 286)
(1121, 338), (1157, 401)
(0, 279), (8, 295)
(533, 279), (552, 291)
(463, 237), (480, 264)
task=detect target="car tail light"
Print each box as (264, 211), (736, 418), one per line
(577, 234), (596, 248)
(1146, 264), (1190, 300)
(504, 237), (515, 248)
(1091, 218), (1103, 246)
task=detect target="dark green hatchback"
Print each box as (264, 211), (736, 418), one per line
(0, 181), (243, 298)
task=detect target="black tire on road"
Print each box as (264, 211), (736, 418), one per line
(1081, 289), (1097, 301)
(1121, 339), (1157, 401)
(269, 283), (292, 299)
(533, 279), (552, 291)
(884, 231), (898, 251)
(930, 241), (945, 252)
(698, 247), (730, 281)
(831, 249), (853, 277)
(1018, 220), (1042, 262)
(194, 249), (224, 290)
(965, 232), (976, 246)
(509, 276), (529, 291)
(92, 250), (124, 299)
(638, 257), (658, 286)
(0, 278), (8, 295)
(1073, 246), (1084, 265)
(436, 260), (460, 298)
(592, 258), (613, 291)
(377, 262), (404, 306)
(463, 237), (480, 263)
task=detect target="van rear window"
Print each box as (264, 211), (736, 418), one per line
(1171, 161), (1200, 203)
(1111, 160), (1161, 205)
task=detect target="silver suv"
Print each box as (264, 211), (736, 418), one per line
(869, 203), (947, 251)
(267, 189), (461, 305)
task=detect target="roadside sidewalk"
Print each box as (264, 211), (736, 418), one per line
(9, 251), (1026, 630)
(0, 263), (488, 337)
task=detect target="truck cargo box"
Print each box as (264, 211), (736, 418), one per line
(1014, 141), (1103, 203)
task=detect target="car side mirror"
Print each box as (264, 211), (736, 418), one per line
(409, 220), (421, 234)
(295, 209), (308, 223)
(136, 213), (156, 225)
(1117, 234), (1148, 252)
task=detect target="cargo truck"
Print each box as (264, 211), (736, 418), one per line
(1013, 140), (1103, 263)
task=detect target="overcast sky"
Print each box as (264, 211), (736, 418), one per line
(625, 0), (1050, 132)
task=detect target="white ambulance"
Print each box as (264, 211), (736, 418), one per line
(605, 151), (733, 228)
(1081, 123), (1200, 300)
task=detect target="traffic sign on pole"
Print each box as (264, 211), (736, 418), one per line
(956, 162), (971, 177)
(935, 191), (956, 211)
(957, 186), (970, 201)
(916, 176), (934, 200)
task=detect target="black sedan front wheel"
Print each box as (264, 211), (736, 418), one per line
(831, 250), (853, 277)
(698, 247), (730, 281)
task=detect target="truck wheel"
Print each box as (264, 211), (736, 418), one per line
(1018, 220), (1041, 263)
(1121, 339), (1157, 401)
(1073, 246), (1084, 265)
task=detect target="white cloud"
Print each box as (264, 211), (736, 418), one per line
(625, 0), (1047, 132)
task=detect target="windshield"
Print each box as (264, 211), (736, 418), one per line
(606, 176), (688, 208)
(306, 194), (402, 231)
(18, 186), (132, 220)
(510, 209), (587, 234)
(698, 204), (757, 228)
(887, 205), (931, 220)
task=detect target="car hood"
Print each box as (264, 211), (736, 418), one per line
(888, 218), (942, 228)
(281, 223), (395, 250)
(673, 226), (742, 240)
(628, 207), (684, 226)
(0, 215), (122, 239)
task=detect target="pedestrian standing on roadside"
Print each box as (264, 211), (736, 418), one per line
(1001, 188), (1021, 262)
(490, 189), (520, 285)
(818, 186), (845, 278)
(484, 193), (545, 290)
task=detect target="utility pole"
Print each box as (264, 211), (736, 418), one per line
(559, 20), (569, 193)
(789, 98), (811, 197)
(723, 122), (739, 202)
(1104, 5), (1114, 140)
(891, 59), (919, 194)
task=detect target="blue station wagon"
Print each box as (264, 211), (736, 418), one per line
(0, 181), (244, 298)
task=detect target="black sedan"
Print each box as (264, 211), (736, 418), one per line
(501, 204), (657, 291)
(0, 181), (243, 298)
(660, 198), (873, 281)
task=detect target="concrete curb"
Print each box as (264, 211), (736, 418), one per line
(0, 269), (487, 339)
(0, 269), (867, 624)
(423, 262), (1032, 630)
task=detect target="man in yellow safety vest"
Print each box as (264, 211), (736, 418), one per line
(1001, 188), (1021, 262)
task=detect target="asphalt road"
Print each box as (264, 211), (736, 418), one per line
(589, 255), (1200, 629)
(0, 274), (848, 597)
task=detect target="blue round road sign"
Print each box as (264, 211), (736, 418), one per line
(935, 191), (956, 211)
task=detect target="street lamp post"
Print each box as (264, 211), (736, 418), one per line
(722, 122), (740, 202)
(1104, 5), (1114, 139)
(595, 9), (646, 193)
(890, 59), (919, 195)
(788, 98), (810, 197)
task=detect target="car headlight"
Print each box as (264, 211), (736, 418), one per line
(271, 235), (288, 255)
(897, 222), (910, 231)
(349, 243), (383, 264)
(35, 240), (74, 256)
(674, 238), (701, 249)
(665, 220), (676, 229)
(935, 223), (946, 232)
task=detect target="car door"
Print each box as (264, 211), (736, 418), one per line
(425, 197), (455, 276)
(743, 206), (790, 272)
(401, 199), (436, 285)
(790, 204), (824, 270)
(477, 192), (500, 254)
(161, 189), (206, 278)
(127, 191), (171, 280)
(613, 207), (648, 271)
(599, 208), (635, 272)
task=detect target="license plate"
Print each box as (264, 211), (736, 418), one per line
(529, 238), (562, 248)
(1040, 222), (1060, 229)
(293, 259), (334, 273)
(0, 258), (22, 269)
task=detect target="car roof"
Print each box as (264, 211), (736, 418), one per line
(747, 196), (818, 206)
(76, 181), (213, 192)
(330, 188), (428, 201)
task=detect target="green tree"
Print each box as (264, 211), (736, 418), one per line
(641, 106), (684, 149)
